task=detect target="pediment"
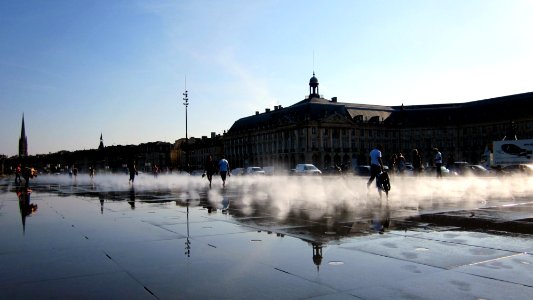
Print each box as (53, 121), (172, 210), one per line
(321, 112), (352, 124)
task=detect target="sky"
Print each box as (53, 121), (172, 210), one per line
(1, 0), (533, 156)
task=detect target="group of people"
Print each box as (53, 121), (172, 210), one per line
(203, 155), (230, 188)
(367, 145), (445, 198)
(385, 148), (444, 178)
(14, 163), (38, 187)
(125, 155), (231, 189)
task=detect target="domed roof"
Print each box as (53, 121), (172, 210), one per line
(309, 72), (319, 85)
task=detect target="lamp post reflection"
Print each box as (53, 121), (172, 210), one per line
(185, 199), (191, 257)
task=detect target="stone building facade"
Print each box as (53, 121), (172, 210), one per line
(223, 74), (533, 170)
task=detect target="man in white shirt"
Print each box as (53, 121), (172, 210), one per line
(367, 145), (384, 188)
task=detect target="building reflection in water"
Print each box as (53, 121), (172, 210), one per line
(38, 183), (403, 269)
(312, 243), (323, 272)
(16, 187), (38, 235)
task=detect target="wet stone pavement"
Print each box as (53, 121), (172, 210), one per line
(0, 174), (532, 299)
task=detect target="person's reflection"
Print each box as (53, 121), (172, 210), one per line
(128, 187), (135, 209)
(312, 243), (323, 272)
(17, 187), (37, 235)
(99, 194), (105, 214)
(371, 202), (390, 234)
(199, 196), (216, 214)
(221, 195), (230, 214)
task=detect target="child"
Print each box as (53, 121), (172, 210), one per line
(376, 171), (391, 199)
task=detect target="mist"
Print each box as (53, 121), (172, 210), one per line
(29, 173), (533, 220)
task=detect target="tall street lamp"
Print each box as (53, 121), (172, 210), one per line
(183, 87), (189, 172)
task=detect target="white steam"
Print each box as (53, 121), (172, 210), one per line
(29, 173), (533, 220)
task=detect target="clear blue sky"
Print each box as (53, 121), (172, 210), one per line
(2, 0), (532, 156)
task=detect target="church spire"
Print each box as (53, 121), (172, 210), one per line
(98, 133), (104, 150)
(19, 114), (28, 157)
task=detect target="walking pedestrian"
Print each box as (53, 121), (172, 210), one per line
(89, 165), (95, 179)
(397, 153), (406, 174)
(218, 156), (230, 188)
(367, 145), (384, 188)
(434, 148), (443, 178)
(15, 163), (22, 185)
(204, 155), (217, 188)
(412, 149), (422, 175)
(128, 160), (137, 184)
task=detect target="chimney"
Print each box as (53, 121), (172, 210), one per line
(255, 111), (259, 115)
(211, 132), (216, 138)
(332, 97), (337, 103)
(265, 108), (270, 113)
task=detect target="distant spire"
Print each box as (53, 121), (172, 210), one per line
(21, 113), (26, 137)
(19, 113), (28, 157)
(98, 133), (104, 150)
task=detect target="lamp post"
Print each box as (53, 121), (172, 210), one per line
(183, 88), (189, 172)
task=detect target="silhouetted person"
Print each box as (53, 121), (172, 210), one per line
(21, 166), (37, 187)
(367, 145), (384, 188)
(412, 149), (422, 175)
(128, 160), (137, 184)
(89, 165), (95, 179)
(218, 156), (230, 188)
(389, 154), (397, 174)
(72, 164), (78, 178)
(376, 171), (391, 200)
(397, 153), (406, 174)
(433, 148), (443, 178)
(204, 155), (217, 188)
(15, 163), (22, 185)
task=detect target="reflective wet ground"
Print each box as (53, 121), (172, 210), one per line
(1, 174), (532, 299)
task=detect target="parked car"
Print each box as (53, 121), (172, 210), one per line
(356, 165), (371, 176)
(321, 165), (342, 175)
(230, 168), (245, 176)
(355, 165), (389, 176)
(190, 169), (205, 176)
(245, 166), (266, 175)
(423, 165), (456, 176)
(463, 164), (491, 176)
(501, 164), (533, 175)
(293, 164), (322, 175)
(448, 161), (469, 175)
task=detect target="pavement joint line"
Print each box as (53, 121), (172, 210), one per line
(100, 250), (160, 299)
(465, 252), (525, 267)
(340, 245), (449, 271)
(388, 231), (526, 254)
(454, 268), (533, 289)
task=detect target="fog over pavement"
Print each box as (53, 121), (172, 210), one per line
(28, 173), (533, 220)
